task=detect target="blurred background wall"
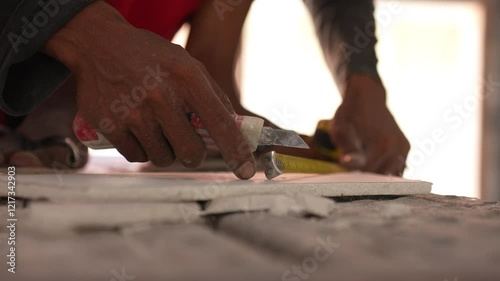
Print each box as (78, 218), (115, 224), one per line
(239, 0), (486, 198)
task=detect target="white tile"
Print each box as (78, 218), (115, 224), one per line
(203, 193), (335, 217)
(0, 172), (432, 202)
(19, 202), (201, 234)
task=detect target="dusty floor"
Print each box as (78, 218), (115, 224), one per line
(0, 157), (499, 281)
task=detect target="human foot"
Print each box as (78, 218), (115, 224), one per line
(7, 78), (88, 169)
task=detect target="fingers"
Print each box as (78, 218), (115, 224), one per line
(363, 134), (396, 172)
(77, 53), (254, 178)
(330, 119), (409, 175)
(185, 67), (256, 179)
(129, 123), (176, 168)
(102, 126), (149, 163)
(9, 151), (44, 167)
(9, 144), (89, 169)
(369, 131), (410, 174)
(330, 120), (367, 169)
(151, 94), (207, 169)
(378, 157), (406, 176)
(376, 139), (409, 176)
(361, 136), (409, 175)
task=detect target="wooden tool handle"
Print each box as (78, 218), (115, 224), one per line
(73, 112), (265, 151)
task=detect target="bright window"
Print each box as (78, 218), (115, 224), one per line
(240, 0), (485, 197)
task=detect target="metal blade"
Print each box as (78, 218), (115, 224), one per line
(258, 127), (309, 149)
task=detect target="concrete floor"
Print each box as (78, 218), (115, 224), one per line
(1, 195), (499, 281)
(0, 158), (499, 281)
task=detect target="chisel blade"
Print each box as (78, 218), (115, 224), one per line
(258, 127), (309, 149)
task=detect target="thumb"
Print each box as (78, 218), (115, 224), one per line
(330, 121), (367, 169)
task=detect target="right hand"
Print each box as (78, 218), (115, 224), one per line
(328, 74), (410, 175)
(42, 1), (256, 179)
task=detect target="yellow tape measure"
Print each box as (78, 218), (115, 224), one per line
(261, 151), (346, 179)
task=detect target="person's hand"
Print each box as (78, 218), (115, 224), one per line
(42, 1), (256, 179)
(330, 73), (410, 175)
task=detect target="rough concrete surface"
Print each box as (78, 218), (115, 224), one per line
(0, 166), (497, 281)
(1, 193), (499, 281)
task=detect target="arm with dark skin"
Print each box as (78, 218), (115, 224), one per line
(187, 0), (409, 175)
(186, 0), (253, 117)
(306, 0), (410, 175)
(186, 0), (328, 160)
(41, 1), (256, 179)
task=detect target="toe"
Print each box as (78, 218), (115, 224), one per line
(9, 151), (44, 167)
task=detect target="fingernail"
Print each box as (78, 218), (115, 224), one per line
(235, 161), (256, 180)
(342, 153), (367, 168)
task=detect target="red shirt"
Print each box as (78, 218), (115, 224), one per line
(106, 0), (204, 40)
(0, 1), (204, 125)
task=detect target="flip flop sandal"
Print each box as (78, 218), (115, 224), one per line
(19, 136), (83, 169)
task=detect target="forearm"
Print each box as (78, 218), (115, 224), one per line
(0, 0), (94, 116)
(186, 0), (253, 110)
(304, 0), (380, 95)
